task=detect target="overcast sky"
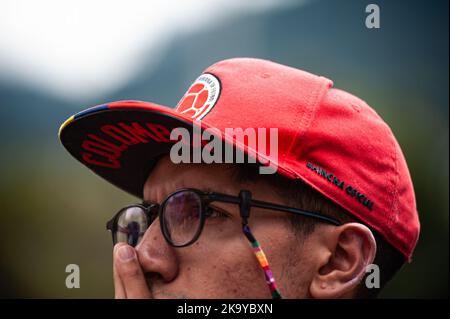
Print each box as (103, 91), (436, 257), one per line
(0, 0), (299, 100)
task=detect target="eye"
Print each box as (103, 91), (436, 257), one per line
(205, 205), (230, 219)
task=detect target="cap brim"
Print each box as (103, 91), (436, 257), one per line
(60, 100), (287, 199)
(59, 100), (201, 198)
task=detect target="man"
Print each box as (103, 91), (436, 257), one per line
(59, 58), (420, 298)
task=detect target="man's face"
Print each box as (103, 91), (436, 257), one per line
(131, 156), (319, 298)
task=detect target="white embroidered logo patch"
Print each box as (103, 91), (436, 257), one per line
(176, 73), (221, 120)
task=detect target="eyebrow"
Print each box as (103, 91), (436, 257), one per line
(141, 187), (218, 206)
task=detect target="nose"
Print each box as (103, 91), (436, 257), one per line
(135, 218), (179, 283)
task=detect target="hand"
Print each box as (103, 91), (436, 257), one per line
(113, 243), (153, 299)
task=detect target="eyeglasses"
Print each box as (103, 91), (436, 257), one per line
(106, 188), (342, 298)
(106, 188), (341, 247)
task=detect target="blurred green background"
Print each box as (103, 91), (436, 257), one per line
(0, 0), (448, 298)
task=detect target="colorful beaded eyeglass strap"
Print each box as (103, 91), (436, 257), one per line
(239, 190), (282, 299)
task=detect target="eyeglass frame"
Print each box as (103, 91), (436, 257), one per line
(106, 188), (342, 248)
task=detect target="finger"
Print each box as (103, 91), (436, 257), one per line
(113, 244), (127, 299)
(114, 244), (153, 299)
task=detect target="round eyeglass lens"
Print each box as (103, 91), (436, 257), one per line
(162, 190), (202, 246)
(115, 206), (148, 247)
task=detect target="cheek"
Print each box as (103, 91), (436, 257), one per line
(274, 244), (314, 298)
(177, 229), (274, 298)
(214, 238), (273, 298)
(247, 219), (315, 298)
(172, 217), (314, 298)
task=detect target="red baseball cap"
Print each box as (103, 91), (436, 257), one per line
(59, 58), (420, 260)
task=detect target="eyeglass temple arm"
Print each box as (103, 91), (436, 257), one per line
(251, 199), (341, 226)
(206, 192), (341, 226)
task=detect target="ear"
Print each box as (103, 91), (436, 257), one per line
(309, 223), (377, 299)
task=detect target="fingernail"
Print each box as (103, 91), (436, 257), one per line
(118, 245), (135, 261)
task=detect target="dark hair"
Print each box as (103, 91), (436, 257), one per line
(232, 164), (405, 298)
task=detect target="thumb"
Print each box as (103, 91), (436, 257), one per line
(114, 243), (153, 299)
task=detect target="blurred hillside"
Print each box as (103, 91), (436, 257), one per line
(0, 0), (448, 298)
